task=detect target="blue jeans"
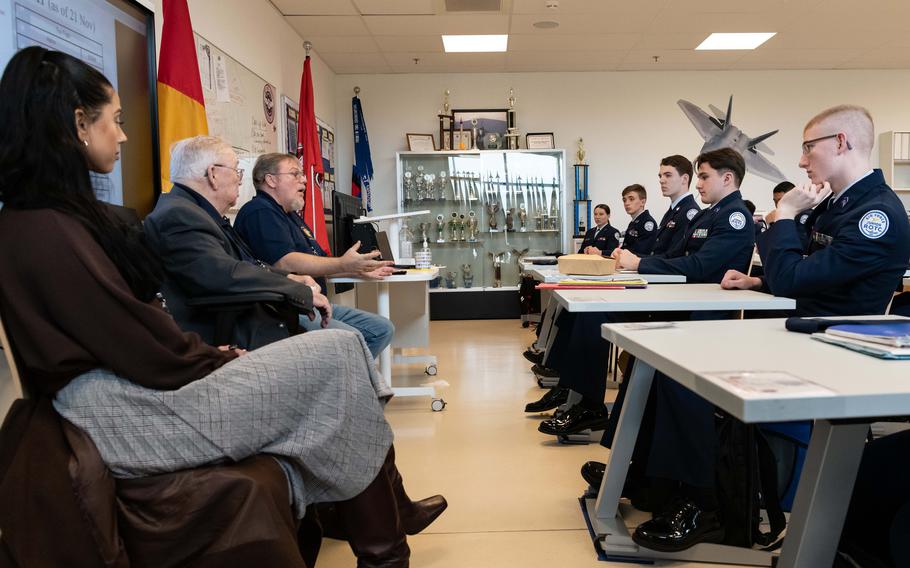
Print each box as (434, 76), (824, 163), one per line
(299, 304), (394, 359)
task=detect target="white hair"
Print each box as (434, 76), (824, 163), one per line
(170, 136), (233, 183)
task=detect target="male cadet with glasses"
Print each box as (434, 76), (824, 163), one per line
(721, 106), (910, 561)
(619, 184), (658, 255)
(234, 153), (396, 358)
(579, 204), (621, 256)
(618, 107), (910, 554)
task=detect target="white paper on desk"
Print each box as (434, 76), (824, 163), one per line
(619, 322), (677, 331)
(703, 371), (837, 399)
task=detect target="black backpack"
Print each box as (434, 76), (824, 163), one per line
(715, 412), (787, 550)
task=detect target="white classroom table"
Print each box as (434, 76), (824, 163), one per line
(590, 316), (910, 567)
(552, 283), (795, 313)
(329, 267), (443, 409)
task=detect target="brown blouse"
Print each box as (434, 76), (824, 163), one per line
(0, 208), (235, 395)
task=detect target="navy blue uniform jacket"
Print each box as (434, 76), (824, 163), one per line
(638, 190), (754, 283)
(651, 194), (700, 256)
(758, 170), (910, 316)
(622, 210), (657, 255)
(578, 223), (621, 255)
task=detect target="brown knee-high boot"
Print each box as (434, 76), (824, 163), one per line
(335, 449), (410, 568)
(385, 445), (448, 535)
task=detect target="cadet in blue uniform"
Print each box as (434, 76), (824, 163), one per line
(578, 204), (621, 255)
(531, 152), (753, 440)
(620, 184), (657, 255)
(235, 153), (396, 358)
(624, 106), (910, 553)
(768, 181), (812, 250)
(651, 154), (700, 256)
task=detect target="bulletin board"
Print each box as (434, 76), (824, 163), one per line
(195, 33), (278, 209)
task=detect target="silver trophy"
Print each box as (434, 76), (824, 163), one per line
(437, 171), (448, 200)
(425, 173), (436, 201)
(458, 214), (466, 241)
(489, 252), (504, 288)
(403, 170), (414, 202)
(415, 165), (426, 200)
(435, 214), (446, 243)
(471, 118), (479, 150)
(518, 205), (528, 232)
(486, 202), (500, 230)
(445, 271), (457, 289)
(417, 222), (430, 248)
(505, 208), (514, 232)
(466, 210), (478, 241)
(461, 264), (474, 288)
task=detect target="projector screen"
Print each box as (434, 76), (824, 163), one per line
(0, 0), (160, 216)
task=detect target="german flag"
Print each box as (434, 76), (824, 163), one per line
(157, 0), (207, 192)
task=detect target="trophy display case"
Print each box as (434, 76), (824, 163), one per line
(397, 150), (567, 318)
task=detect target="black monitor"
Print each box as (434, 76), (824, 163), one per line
(332, 190), (376, 256)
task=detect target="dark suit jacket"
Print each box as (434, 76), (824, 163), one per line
(144, 185), (314, 349)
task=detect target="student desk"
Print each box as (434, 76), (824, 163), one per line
(552, 283), (793, 313)
(591, 316), (908, 567)
(329, 267), (443, 410)
(529, 267), (686, 284)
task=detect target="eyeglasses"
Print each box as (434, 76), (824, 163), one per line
(801, 134), (842, 155)
(269, 170), (306, 180)
(212, 164), (244, 179)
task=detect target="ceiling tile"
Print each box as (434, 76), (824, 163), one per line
(373, 35), (445, 52)
(284, 15), (371, 36)
(510, 13), (655, 34)
(319, 52), (392, 73)
(352, 0), (435, 15)
(736, 48), (855, 66)
(622, 49), (745, 65)
(511, 0), (665, 16)
(632, 32), (708, 50)
(363, 14), (509, 35)
(507, 33), (639, 51)
(505, 50), (626, 71)
(304, 36), (381, 53)
(271, 0), (358, 15)
(764, 31), (887, 50)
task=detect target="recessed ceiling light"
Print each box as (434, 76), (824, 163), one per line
(533, 20), (559, 29)
(696, 32), (776, 50)
(442, 34), (509, 53)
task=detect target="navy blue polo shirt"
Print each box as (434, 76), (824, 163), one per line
(235, 191), (329, 291)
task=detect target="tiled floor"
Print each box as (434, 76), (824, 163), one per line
(318, 319), (738, 567)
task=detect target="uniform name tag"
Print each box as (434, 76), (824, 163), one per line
(693, 228), (709, 239)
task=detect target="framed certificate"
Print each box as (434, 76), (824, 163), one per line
(407, 133), (436, 152)
(526, 132), (555, 150)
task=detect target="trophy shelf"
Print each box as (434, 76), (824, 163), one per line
(397, 149), (568, 320)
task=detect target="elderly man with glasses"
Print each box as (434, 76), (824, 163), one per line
(233, 152), (396, 358)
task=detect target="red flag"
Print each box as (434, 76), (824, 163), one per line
(157, 0), (207, 192)
(297, 56), (328, 252)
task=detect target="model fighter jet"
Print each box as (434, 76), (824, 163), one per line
(678, 96), (786, 183)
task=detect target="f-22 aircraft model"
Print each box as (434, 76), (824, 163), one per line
(678, 96), (786, 183)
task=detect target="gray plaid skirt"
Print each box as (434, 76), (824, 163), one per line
(53, 329), (394, 518)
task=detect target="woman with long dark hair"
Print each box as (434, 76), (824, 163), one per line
(0, 47), (439, 567)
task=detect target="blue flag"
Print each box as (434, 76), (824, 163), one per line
(352, 95), (374, 212)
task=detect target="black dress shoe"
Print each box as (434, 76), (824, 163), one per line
(400, 495), (448, 535)
(632, 498), (724, 552)
(523, 348), (544, 364)
(531, 363), (559, 378)
(538, 405), (608, 435)
(581, 461), (606, 486)
(524, 387), (569, 412)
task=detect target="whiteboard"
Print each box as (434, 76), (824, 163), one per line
(195, 33), (277, 209)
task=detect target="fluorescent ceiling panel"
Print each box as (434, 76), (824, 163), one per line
(696, 32), (776, 50)
(442, 34), (508, 52)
